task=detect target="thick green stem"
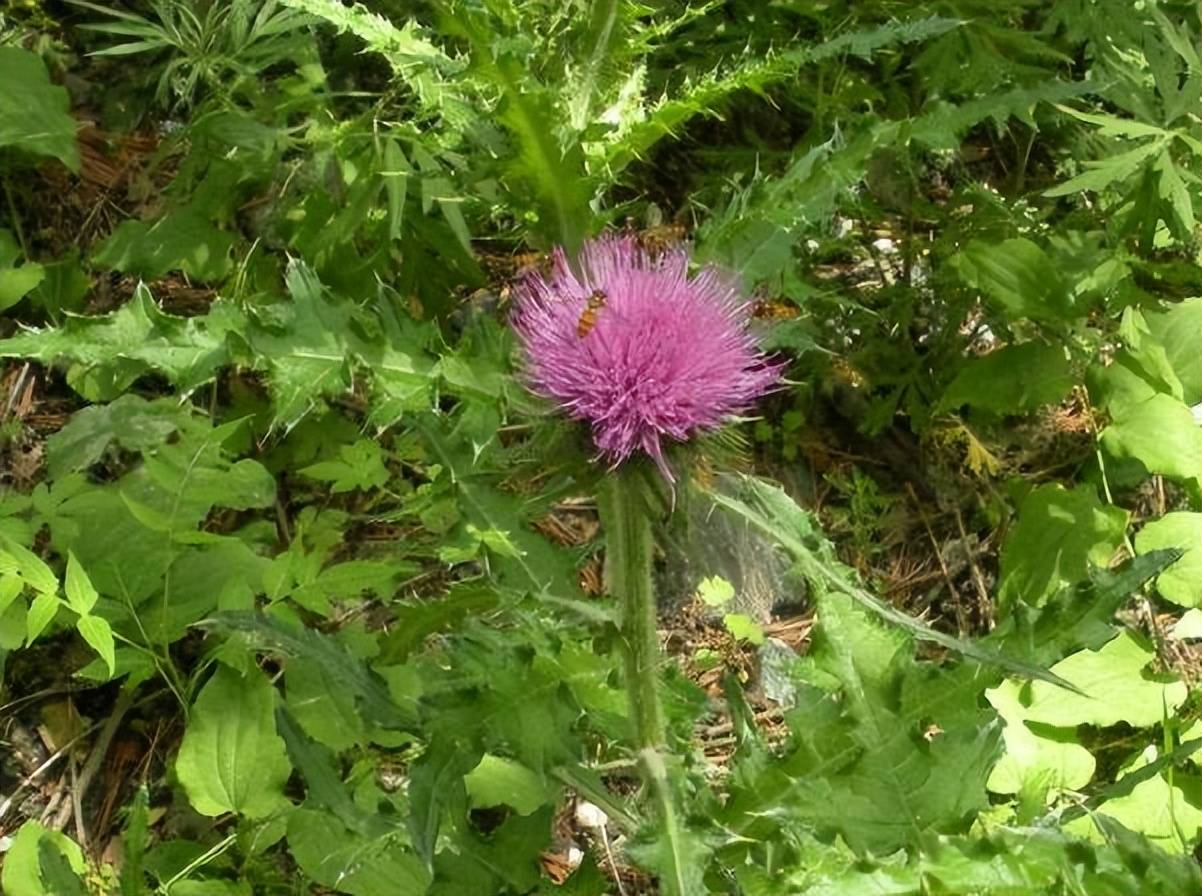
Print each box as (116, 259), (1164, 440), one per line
(599, 464), (694, 895)
(597, 463), (666, 751)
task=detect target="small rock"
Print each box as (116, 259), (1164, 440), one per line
(574, 800), (608, 830)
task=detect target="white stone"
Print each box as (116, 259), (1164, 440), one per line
(574, 800), (609, 829)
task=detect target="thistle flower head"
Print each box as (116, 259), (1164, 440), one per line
(513, 235), (783, 480)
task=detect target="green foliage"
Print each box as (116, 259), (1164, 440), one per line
(724, 590), (1001, 853)
(2, 1), (1201, 893)
(0, 46), (79, 171)
(175, 664), (292, 818)
(73, 0), (318, 110)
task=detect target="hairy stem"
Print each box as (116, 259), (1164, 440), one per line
(598, 463), (665, 751)
(598, 464), (693, 894)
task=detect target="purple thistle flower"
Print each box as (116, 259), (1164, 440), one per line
(513, 235), (784, 481)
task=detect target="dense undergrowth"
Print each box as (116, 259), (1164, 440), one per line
(0, 1), (1200, 894)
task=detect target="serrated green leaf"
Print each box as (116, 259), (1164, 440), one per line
(1044, 138), (1166, 197)
(0, 286), (229, 400)
(300, 439), (390, 493)
(723, 612), (765, 645)
(724, 590), (1000, 853)
(697, 575), (734, 607)
(175, 665), (292, 818)
(706, 474), (1077, 689)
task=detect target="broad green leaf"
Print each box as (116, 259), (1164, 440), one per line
(1065, 746), (1202, 855)
(952, 238), (1074, 321)
(75, 614), (115, 677)
(1145, 298), (1202, 404)
(169, 881), (252, 896)
(1018, 632), (1186, 729)
(1119, 307), (1184, 401)
(37, 839), (87, 896)
(93, 207), (237, 281)
(0, 573), (21, 615)
(1101, 393), (1202, 483)
(63, 553), (98, 615)
(0, 821), (86, 896)
(47, 487), (174, 604)
(986, 680), (1095, 796)
(286, 808), (430, 896)
(998, 484), (1127, 608)
(1135, 513), (1202, 607)
(45, 395), (189, 479)
(939, 342), (1073, 414)
(464, 754), (553, 816)
(198, 612), (416, 730)
(0, 533), (59, 596)
(0, 598), (27, 650)
(1175, 609), (1202, 639)
(0, 48), (80, 170)
(175, 665), (292, 818)
(285, 653), (366, 751)
(0, 258), (45, 313)
(25, 592), (59, 643)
